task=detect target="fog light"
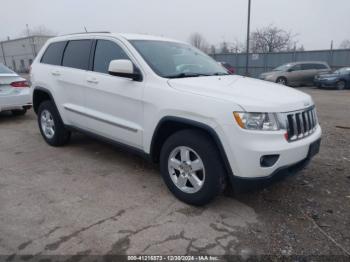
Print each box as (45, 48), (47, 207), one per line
(260, 155), (279, 167)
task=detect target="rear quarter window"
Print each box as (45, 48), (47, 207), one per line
(41, 41), (67, 66)
(62, 40), (92, 70)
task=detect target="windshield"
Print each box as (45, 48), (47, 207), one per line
(334, 67), (350, 74)
(130, 40), (228, 78)
(273, 63), (293, 72)
(0, 63), (16, 74)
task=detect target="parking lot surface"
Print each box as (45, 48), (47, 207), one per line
(0, 87), (349, 258)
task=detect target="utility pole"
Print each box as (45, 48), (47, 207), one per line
(0, 41), (7, 66)
(245, 0), (252, 76)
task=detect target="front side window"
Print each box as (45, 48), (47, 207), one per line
(290, 64), (301, 71)
(273, 63), (293, 72)
(93, 40), (128, 74)
(41, 41), (67, 66)
(130, 40), (228, 78)
(62, 40), (92, 70)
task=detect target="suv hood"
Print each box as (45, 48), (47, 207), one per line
(168, 75), (313, 112)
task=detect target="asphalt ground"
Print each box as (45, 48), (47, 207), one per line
(0, 86), (349, 261)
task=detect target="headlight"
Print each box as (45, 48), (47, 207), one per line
(324, 77), (337, 81)
(233, 112), (280, 131)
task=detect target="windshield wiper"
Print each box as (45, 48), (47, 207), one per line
(166, 72), (230, 79)
(210, 72), (230, 76)
(165, 73), (212, 79)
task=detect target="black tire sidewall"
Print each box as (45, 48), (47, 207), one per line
(276, 77), (287, 86)
(336, 81), (346, 90)
(160, 129), (226, 206)
(37, 101), (70, 146)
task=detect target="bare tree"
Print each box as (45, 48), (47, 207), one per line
(250, 25), (296, 53)
(210, 45), (216, 54)
(339, 39), (350, 49)
(229, 39), (245, 53)
(188, 32), (209, 53)
(21, 25), (56, 37)
(219, 41), (229, 54)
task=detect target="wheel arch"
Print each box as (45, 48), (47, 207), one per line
(33, 87), (55, 114)
(150, 116), (233, 177)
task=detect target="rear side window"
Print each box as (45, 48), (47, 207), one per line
(62, 40), (92, 70)
(41, 41), (67, 65)
(314, 63), (328, 69)
(93, 40), (128, 74)
(301, 64), (316, 70)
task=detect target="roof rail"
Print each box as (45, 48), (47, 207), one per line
(61, 31), (111, 36)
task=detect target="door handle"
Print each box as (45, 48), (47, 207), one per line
(51, 70), (61, 76)
(87, 77), (99, 84)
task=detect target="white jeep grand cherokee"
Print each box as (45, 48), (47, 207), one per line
(31, 33), (321, 205)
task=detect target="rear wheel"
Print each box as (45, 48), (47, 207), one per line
(336, 80), (346, 90)
(11, 109), (27, 116)
(38, 100), (71, 146)
(160, 129), (226, 206)
(276, 77), (287, 86)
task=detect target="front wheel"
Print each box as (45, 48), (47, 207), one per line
(160, 129), (227, 206)
(336, 80), (346, 90)
(276, 77), (288, 86)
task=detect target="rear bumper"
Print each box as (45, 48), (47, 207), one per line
(0, 89), (31, 112)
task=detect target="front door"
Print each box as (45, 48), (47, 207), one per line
(84, 39), (144, 149)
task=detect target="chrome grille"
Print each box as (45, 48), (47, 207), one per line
(286, 107), (318, 141)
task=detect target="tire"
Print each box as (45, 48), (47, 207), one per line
(336, 80), (346, 90)
(160, 129), (227, 206)
(37, 100), (71, 147)
(276, 77), (288, 86)
(11, 109), (27, 116)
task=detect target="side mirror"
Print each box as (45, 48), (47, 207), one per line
(108, 60), (142, 81)
(287, 68), (293, 72)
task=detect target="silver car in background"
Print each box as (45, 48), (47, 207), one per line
(259, 61), (331, 87)
(0, 63), (31, 116)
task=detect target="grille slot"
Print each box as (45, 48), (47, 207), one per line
(286, 107), (317, 141)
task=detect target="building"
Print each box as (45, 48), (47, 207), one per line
(0, 35), (52, 73)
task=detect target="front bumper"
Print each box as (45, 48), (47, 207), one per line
(231, 138), (320, 192)
(216, 123), (322, 179)
(314, 79), (337, 88)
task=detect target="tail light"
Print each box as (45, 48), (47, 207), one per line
(10, 81), (30, 88)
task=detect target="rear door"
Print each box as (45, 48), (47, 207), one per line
(315, 63), (331, 75)
(57, 39), (93, 129)
(84, 38), (144, 149)
(298, 63), (317, 85)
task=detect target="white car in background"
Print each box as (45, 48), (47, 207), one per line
(0, 63), (32, 115)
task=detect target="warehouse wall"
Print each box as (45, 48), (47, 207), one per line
(0, 36), (51, 73)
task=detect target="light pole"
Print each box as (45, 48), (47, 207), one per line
(245, 0), (251, 76)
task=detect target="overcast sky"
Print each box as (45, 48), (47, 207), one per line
(1, 0), (349, 50)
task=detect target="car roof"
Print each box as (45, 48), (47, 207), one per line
(292, 61), (329, 65)
(49, 32), (184, 44)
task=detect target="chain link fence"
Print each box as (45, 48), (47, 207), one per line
(212, 49), (350, 78)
